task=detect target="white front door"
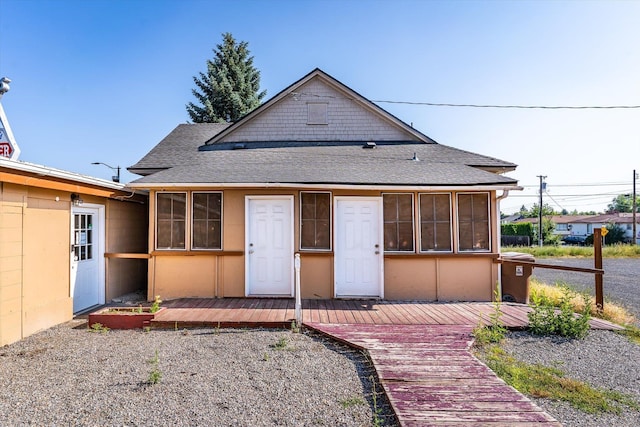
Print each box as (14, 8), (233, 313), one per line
(245, 196), (294, 296)
(71, 204), (105, 313)
(335, 197), (383, 298)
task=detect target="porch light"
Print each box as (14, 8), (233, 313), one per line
(70, 193), (83, 206)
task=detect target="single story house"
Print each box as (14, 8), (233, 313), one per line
(128, 69), (520, 302)
(0, 158), (148, 346)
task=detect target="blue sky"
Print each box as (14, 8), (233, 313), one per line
(1, 0), (639, 214)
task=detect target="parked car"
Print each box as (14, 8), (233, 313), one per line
(562, 235), (586, 245)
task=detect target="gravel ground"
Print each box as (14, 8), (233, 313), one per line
(490, 329), (640, 427)
(0, 321), (398, 426)
(532, 258), (640, 324)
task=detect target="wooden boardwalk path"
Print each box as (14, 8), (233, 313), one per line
(306, 323), (562, 427)
(153, 298), (622, 330)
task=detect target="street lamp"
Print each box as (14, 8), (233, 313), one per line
(91, 162), (121, 183)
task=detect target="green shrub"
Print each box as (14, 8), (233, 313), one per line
(528, 287), (591, 338)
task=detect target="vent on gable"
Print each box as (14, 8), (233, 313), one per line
(307, 103), (328, 125)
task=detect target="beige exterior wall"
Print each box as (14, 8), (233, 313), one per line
(0, 178), (148, 347)
(147, 187), (500, 303)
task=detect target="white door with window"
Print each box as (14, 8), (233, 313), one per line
(335, 197), (383, 298)
(245, 196), (294, 296)
(70, 205), (105, 313)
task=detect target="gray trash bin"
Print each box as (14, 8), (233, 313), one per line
(501, 252), (535, 304)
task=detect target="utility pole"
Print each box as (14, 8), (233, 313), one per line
(634, 169), (638, 245)
(537, 175), (547, 247)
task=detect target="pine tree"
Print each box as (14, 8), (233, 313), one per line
(186, 33), (266, 123)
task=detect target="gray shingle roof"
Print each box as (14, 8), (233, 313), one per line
(130, 134), (517, 186)
(128, 123), (230, 174)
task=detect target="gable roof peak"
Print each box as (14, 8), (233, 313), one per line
(205, 68), (436, 145)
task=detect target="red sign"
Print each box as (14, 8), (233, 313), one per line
(0, 142), (13, 158)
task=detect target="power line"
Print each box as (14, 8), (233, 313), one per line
(372, 100), (640, 109)
(291, 92), (640, 110)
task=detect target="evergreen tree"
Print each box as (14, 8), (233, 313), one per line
(186, 33), (266, 123)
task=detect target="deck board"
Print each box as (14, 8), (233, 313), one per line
(156, 298), (622, 331)
(148, 298), (622, 425)
(306, 323), (562, 427)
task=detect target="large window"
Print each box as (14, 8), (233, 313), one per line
(192, 192), (222, 250)
(383, 193), (414, 252)
(457, 193), (490, 251)
(300, 192), (331, 250)
(156, 193), (186, 249)
(419, 194), (452, 252)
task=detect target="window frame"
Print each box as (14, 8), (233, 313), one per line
(418, 193), (453, 253)
(382, 192), (415, 253)
(456, 192), (491, 253)
(191, 191), (223, 251)
(155, 191), (188, 251)
(299, 191), (332, 251)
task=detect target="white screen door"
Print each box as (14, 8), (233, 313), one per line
(71, 205), (105, 312)
(335, 197), (383, 298)
(246, 196), (294, 296)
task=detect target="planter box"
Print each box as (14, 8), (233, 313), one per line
(88, 307), (166, 330)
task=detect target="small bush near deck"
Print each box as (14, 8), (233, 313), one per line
(474, 288), (507, 345)
(528, 287), (591, 338)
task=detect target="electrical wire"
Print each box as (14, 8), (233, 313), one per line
(290, 92), (640, 110)
(371, 100), (640, 109)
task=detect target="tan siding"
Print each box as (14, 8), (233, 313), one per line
(299, 255), (332, 299)
(0, 192), (26, 345)
(147, 188), (500, 302)
(437, 257), (494, 301)
(154, 256), (216, 299)
(384, 258), (438, 300)
(22, 204), (72, 337)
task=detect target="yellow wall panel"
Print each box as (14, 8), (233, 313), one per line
(384, 258), (438, 300)
(154, 256), (217, 299)
(437, 258), (495, 301)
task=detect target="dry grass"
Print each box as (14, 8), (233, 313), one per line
(504, 244), (640, 258)
(530, 279), (636, 326)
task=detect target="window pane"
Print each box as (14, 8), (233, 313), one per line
(157, 194), (173, 220)
(384, 223), (398, 251)
(419, 194), (451, 252)
(398, 222), (414, 251)
(435, 222), (452, 251)
(316, 194), (330, 218)
(300, 193), (331, 250)
(398, 195), (413, 221)
(457, 193), (489, 251)
(172, 220), (185, 248)
(192, 193), (222, 249)
(207, 221), (221, 248)
(156, 193), (186, 249)
(315, 220), (330, 248)
(383, 194), (414, 252)
(383, 195), (398, 221)
(173, 195), (186, 220)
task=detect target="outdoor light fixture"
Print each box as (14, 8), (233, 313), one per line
(91, 162), (121, 182)
(70, 193), (83, 206)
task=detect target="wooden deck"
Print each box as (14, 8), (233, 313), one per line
(149, 298), (617, 426)
(152, 298), (622, 330)
(307, 323), (561, 426)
